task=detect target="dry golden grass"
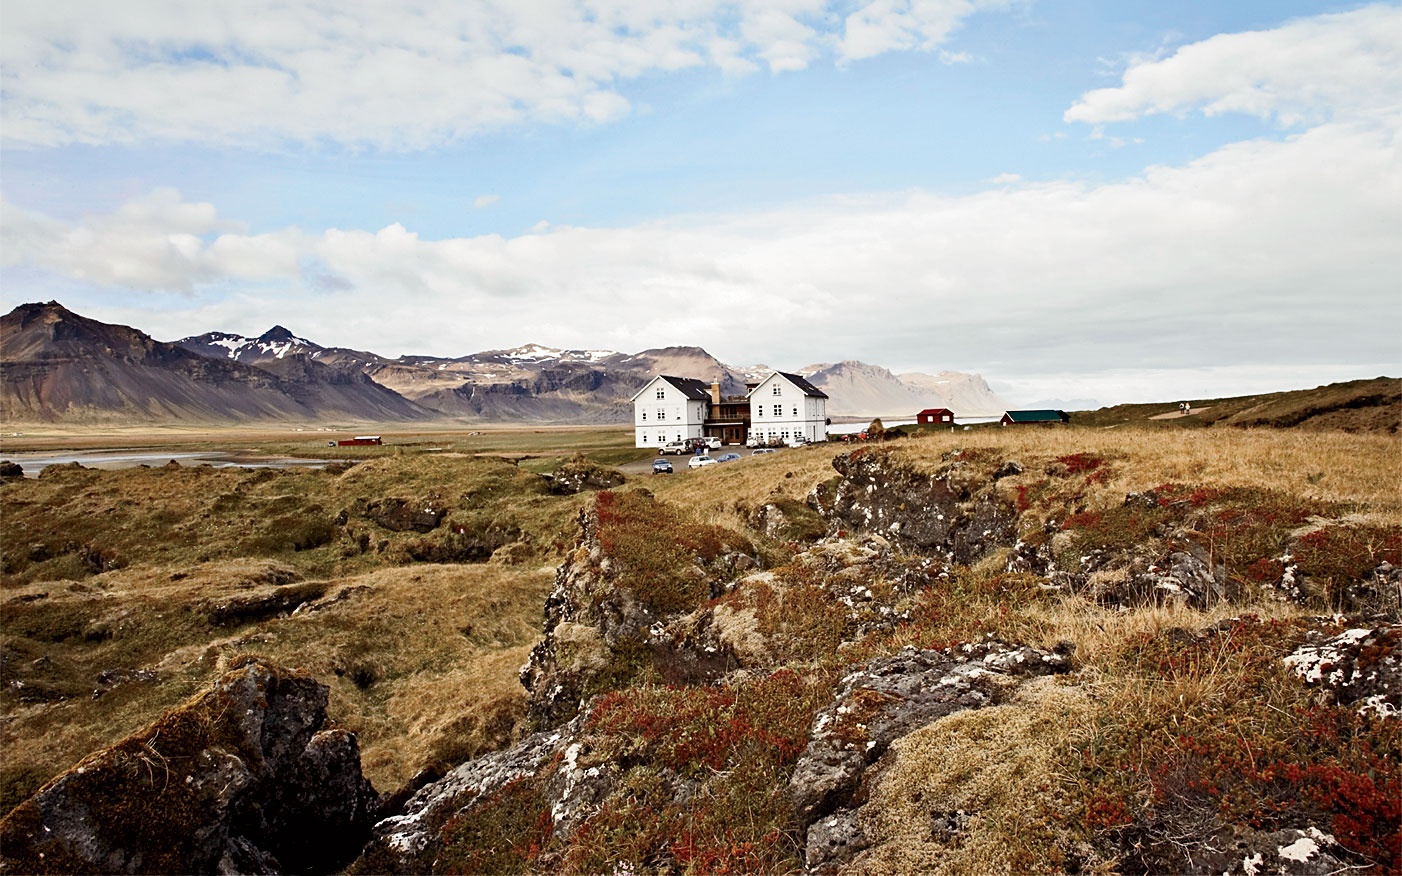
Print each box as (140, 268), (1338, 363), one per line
(0, 450), (589, 807)
(851, 677), (1102, 876)
(4, 423), (1396, 866)
(893, 427), (1401, 521)
(644, 444), (846, 531)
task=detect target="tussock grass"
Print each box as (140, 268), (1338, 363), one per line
(852, 677), (1100, 875)
(0, 450), (587, 808)
(893, 427), (1400, 520)
(4, 424), (1397, 867)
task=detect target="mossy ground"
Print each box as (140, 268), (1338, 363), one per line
(3, 424), (1399, 872)
(0, 446), (593, 812)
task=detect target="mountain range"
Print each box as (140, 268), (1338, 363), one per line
(0, 302), (1007, 425)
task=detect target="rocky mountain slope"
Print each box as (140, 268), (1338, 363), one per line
(800, 360), (1007, 417)
(4, 302), (1006, 424)
(1, 302), (426, 424)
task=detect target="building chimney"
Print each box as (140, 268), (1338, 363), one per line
(710, 381), (722, 417)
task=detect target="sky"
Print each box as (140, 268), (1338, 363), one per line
(1, 1), (1399, 407)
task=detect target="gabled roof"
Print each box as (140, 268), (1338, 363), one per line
(918, 408), (953, 415)
(747, 371), (829, 399)
(630, 374), (713, 403)
(1002, 410), (1069, 423)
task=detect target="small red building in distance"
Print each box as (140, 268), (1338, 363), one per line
(337, 436), (383, 446)
(916, 408), (954, 425)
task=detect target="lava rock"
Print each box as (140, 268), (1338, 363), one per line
(0, 658), (377, 875)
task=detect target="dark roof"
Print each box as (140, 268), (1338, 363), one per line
(1002, 410), (1069, 423)
(654, 375), (713, 401)
(774, 371), (829, 399)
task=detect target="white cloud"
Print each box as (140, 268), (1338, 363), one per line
(835, 0), (1010, 62)
(473, 195), (501, 209)
(1065, 5), (1402, 127)
(0, 0), (1002, 149)
(5, 117), (1397, 390)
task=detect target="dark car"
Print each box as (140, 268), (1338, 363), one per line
(652, 458), (674, 474)
(715, 453), (741, 463)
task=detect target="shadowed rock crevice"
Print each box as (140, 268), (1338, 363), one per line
(0, 658), (377, 875)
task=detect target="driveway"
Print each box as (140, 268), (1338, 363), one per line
(617, 445), (773, 476)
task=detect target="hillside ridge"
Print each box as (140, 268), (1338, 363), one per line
(4, 302), (1006, 424)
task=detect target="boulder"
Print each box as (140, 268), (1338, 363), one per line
(1284, 623), (1400, 716)
(0, 658), (377, 875)
(808, 449), (1018, 563)
(357, 497), (447, 533)
(544, 458), (625, 495)
(789, 640), (1071, 872)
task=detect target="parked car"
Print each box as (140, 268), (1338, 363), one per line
(751, 447), (776, 455)
(701, 436), (723, 450)
(785, 436), (808, 448)
(716, 453), (741, 463)
(652, 458), (673, 474)
(688, 455), (717, 469)
(658, 441), (688, 455)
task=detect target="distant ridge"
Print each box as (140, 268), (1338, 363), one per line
(0, 302), (1023, 425)
(1071, 377), (1401, 434)
(2, 302), (426, 424)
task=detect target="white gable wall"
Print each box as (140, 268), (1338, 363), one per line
(633, 376), (708, 448)
(748, 373), (827, 445)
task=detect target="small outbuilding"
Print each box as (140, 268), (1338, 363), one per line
(1000, 410), (1069, 426)
(337, 435), (383, 446)
(916, 408), (955, 425)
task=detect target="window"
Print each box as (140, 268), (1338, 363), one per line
(773, 404), (781, 417)
(656, 388), (665, 399)
(772, 385), (781, 396)
(641, 433), (647, 443)
(793, 406), (798, 417)
(755, 406), (762, 417)
(641, 411), (647, 420)
(657, 408), (666, 420)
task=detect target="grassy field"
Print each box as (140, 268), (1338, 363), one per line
(2, 421), (1399, 871)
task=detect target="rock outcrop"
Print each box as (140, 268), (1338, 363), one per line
(0, 658), (377, 875)
(790, 640), (1072, 872)
(808, 449), (1018, 563)
(543, 458), (625, 495)
(520, 495), (758, 728)
(1285, 623), (1401, 717)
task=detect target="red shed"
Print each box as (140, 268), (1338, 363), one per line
(916, 408), (954, 425)
(337, 435), (383, 446)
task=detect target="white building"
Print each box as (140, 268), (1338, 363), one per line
(630, 375), (712, 448)
(748, 371), (828, 445)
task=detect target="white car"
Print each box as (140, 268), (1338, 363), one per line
(688, 455), (717, 469)
(701, 436), (722, 450)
